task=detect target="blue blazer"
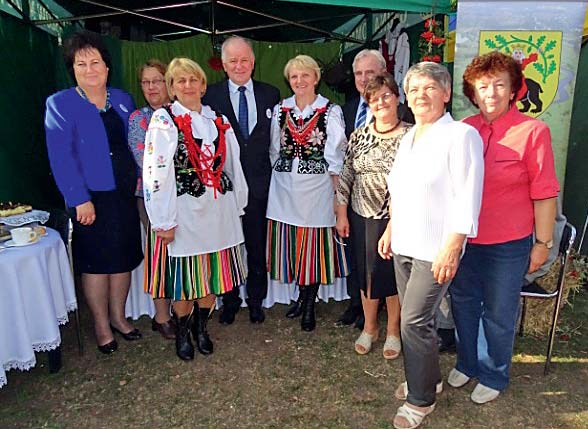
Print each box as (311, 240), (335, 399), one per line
(45, 87), (135, 207)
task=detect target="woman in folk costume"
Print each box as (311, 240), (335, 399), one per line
(143, 57), (248, 361)
(266, 54), (349, 332)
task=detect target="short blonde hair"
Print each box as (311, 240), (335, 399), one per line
(283, 54), (321, 82)
(165, 57), (207, 98)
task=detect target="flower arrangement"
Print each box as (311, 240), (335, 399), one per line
(418, 18), (446, 63)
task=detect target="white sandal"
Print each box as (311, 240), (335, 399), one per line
(383, 335), (401, 360)
(354, 331), (379, 355)
(393, 402), (436, 429)
(394, 381), (443, 401)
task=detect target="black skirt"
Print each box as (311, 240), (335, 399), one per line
(69, 108), (142, 274)
(348, 209), (397, 299)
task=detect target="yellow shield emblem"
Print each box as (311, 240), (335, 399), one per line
(479, 31), (562, 118)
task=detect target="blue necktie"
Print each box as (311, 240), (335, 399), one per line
(238, 86), (249, 141)
(355, 101), (368, 129)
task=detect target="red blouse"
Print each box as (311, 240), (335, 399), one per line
(463, 105), (559, 245)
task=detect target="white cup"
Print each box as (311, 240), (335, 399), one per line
(10, 227), (38, 245)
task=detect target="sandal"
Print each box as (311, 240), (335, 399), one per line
(394, 381), (443, 401)
(393, 402), (436, 429)
(354, 331), (379, 355)
(383, 335), (401, 360)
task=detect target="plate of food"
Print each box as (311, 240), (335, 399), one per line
(0, 203), (49, 226)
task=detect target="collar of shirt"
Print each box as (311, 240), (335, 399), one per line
(282, 94), (329, 117)
(467, 103), (526, 136)
(404, 111), (453, 144)
(228, 78), (254, 94)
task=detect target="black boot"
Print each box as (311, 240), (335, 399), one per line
(175, 313), (194, 361)
(301, 284), (319, 332)
(193, 307), (214, 355)
(286, 289), (305, 319)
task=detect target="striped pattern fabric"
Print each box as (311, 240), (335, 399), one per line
(144, 228), (247, 300)
(355, 101), (368, 129)
(267, 219), (350, 286)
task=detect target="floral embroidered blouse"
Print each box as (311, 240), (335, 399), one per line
(128, 105), (154, 197)
(143, 101), (248, 257)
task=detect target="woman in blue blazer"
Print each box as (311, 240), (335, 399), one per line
(45, 30), (143, 354)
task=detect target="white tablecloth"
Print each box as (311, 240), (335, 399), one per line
(0, 228), (77, 388)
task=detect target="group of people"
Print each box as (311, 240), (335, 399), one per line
(44, 29), (559, 429)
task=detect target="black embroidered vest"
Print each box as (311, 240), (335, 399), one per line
(274, 102), (331, 174)
(164, 105), (233, 198)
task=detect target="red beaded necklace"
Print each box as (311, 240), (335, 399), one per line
(284, 106), (327, 147)
(173, 112), (230, 198)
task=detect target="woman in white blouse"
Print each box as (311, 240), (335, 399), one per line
(266, 54), (348, 332)
(378, 62), (484, 429)
(143, 57), (248, 361)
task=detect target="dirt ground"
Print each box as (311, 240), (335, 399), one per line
(1, 290), (588, 429)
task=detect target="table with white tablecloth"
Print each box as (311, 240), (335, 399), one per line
(0, 228), (77, 388)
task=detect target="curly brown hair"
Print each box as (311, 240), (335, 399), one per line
(364, 72), (399, 104)
(462, 51), (523, 108)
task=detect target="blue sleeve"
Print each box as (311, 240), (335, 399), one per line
(44, 94), (91, 207)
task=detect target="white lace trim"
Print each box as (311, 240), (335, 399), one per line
(0, 373), (7, 389)
(31, 338), (61, 353)
(66, 302), (78, 313)
(57, 315), (70, 325)
(3, 356), (36, 372)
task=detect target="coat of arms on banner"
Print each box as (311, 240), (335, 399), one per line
(479, 31), (562, 118)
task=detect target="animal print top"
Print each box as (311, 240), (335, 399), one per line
(336, 123), (411, 219)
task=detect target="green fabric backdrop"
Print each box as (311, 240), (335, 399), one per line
(0, 12), (65, 209)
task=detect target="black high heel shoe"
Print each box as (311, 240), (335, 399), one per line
(110, 324), (142, 341)
(97, 339), (118, 354)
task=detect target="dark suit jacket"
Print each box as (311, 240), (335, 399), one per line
(203, 80), (280, 200)
(342, 96), (361, 140)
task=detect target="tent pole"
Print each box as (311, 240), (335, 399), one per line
(33, 0), (211, 34)
(217, 0), (364, 44)
(5, 0), (26, 20)
(218, 12), (364, 35)
(33, 1), (210, 26)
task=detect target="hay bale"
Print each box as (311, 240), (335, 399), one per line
(521, 253), (585, 337)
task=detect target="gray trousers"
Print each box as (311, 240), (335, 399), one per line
(394, 254), (449, 407)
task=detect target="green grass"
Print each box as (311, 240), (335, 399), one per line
(1, 288), (588, 428)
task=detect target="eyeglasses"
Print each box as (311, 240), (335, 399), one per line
(368, 92), (396, 105)
(141, 79), (164, 87)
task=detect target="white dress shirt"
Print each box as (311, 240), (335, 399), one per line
(267, 94), (347, 228)
(387, 112), (484, 262)
(143, 101), (248, 257)
(228, 78), (257, 134)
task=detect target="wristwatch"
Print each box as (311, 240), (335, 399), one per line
(535, 238), (554, 249)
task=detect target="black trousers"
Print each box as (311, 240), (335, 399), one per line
(222, 194), (268, 308)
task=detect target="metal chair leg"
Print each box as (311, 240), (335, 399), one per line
(519, 297), (527, 337)
(74, 307), (84, 355)
(544, 285), (565, 375)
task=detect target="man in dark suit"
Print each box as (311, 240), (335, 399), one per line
(203, 36), (280, 324)
(339, 49), (388, 328)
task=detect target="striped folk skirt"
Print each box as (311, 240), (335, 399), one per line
(267, 219), (350, 286)
(144, 229), (247, 301)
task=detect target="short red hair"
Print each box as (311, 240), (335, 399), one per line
(462, 51), (523, 108)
